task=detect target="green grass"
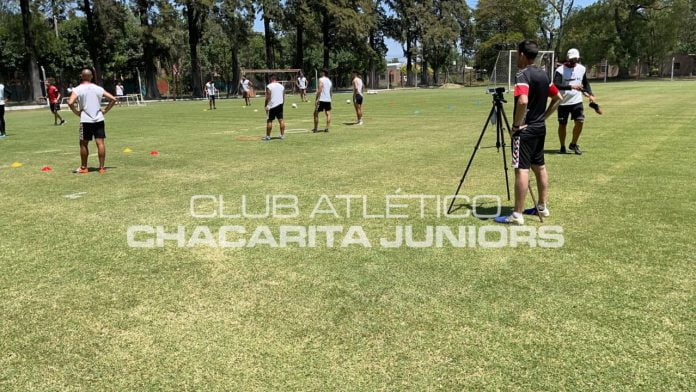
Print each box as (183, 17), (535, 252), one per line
(0, 81), (694, 390)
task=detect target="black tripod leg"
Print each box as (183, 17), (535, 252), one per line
(447, 104), (496, 214)
(497, 103), (512, 201)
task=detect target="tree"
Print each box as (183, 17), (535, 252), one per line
(255, 0), (281, 70)
(20, 0), (42, 102)
(135, 0), (162, 99)
(536, 0), (575, 51)
(420, 0), (469, 84)
(217, 0), (254, 92)
(82, 0), (103, 83)
(180, 0), (211, 97)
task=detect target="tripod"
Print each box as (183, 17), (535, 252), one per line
(447, 88), (512, 214)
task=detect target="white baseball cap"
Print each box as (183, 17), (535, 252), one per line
(567, 48), (580, 60)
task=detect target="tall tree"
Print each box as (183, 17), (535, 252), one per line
(421, 0), (469, 84)
(20, 0), (42, 101)
(82, 0), (103, 83)
(135, 0), (161, 99)
(218, 0), (254, 92)
(256, 0), (281, 70)
(180, 0), (210, 96)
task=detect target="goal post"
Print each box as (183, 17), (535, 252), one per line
(240, 68), (302, 96)
(490, 50), (555, 91)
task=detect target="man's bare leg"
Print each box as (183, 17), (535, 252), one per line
(80, 140), (89, 168)
(531, 164), (548, 206)
(279, 119), (285, 137)
(313, 110), (319, 131)
(266, 121), (272, 137)
(325, 111), (331, 130)
(514, 168), (529, 214)
(570, 121), (584, 145)
(95, 138), (106, 168)
(558, 123), (567, 149)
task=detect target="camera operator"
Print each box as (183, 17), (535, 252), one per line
(495, 40), (563, 225)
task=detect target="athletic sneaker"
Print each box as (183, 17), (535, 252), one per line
(60, 119), (66, 125)
(76, 167), (88, 174)
(312, 129), (318, 133)
(262, 136), (271, 141)
(494, 214), (524, 225)
(569, 143), (582, 155)
(523, 206), (550, 217)
(0, 134), (6, 138)
(98, 167), (106, 174)
(324, 129), (329, 133)
(589, 101), (603, 115)
(560, 146), (567, 154)
(280, 135), (285, 140)
(357, 120), (363, 125)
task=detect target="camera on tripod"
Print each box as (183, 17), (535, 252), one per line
(485, 87), (508, 102)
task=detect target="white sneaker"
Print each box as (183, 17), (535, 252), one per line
(262, 136), (271, 141)
(523, 206), (550, 217)
(357, 120), (364, 125)
(494, 214), (524, 225)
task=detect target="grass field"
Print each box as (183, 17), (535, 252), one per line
(0, 81), (694, 390)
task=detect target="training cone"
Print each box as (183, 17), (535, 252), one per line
(150, 150), (159, 156)
(123, 147), (133, 153)
(10, 162), (23, 168)
(41, 166), (52, 172)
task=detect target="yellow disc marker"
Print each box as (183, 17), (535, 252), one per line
(123, 147), (133, 153)
(10, 162), (23, 168)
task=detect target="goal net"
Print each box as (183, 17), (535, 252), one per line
(240, 69), (301, 96)
(490, 50), (555, 91)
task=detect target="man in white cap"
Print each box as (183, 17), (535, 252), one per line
(554, 48), (599, 155)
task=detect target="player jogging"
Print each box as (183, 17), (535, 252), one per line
(554, 48), (600, 155)
(68, 68), (117, 174)
(46, 79), (65, 126)
(205, 79), (217, 110)
(263, 74), (286, 141)
(0, 81), (7, 137)
(352, 70), (364, 125)
(240, 76), (252, 106)
(297, 71), (308, 102)
(495, 40), (562, 225)
(313, 68), (332, 133)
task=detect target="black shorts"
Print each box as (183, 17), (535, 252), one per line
(267, 104), (284, 121)
(317, 101), (332, 112)
(558, 103), (585, 124)
(354, 94), (363, 105)
(79, 121), (106, 141)
(243, 91), (250, 98)
(512, 130), (545, 169)
(50, 103), (61, 113)
(208, 95), (216, 100)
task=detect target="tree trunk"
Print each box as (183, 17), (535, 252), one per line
(294, 23), (304, 70)
(138, 1), (161, 99)
(406, 33), (413, 87)
(20, 0), (42, 102)
(186, 3), (203, 97)
(321, 8), (330, 69)
(83, 0), (102, 84)
(232, 46), (240, 95)
(263, 13), (274, 70)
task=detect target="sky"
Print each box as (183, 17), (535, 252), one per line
(252, 0), (600, 62)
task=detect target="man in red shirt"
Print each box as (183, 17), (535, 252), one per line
(45, 79), (65, 126)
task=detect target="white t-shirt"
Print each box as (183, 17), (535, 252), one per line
(354, 77), (363, 96)
(206, 82), (216, 96)
(319, 76), (332, 102)
(241, 79), (250, 92)
(115, 84), (124, 96)
(266, 82), (284, 109)
(73, 83), (105, 123)
(298, 76), (307, 89)
(556, 64), (586, 106)
(0, 84), (5, 105)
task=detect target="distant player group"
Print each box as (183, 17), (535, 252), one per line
(218, 68), (365, 141)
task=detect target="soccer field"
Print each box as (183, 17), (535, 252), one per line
(1, 81), (694, 390)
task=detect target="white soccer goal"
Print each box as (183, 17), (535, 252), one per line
(490, 50), (555, 91)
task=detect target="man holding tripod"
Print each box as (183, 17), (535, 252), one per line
(495, 40), (562, 225)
